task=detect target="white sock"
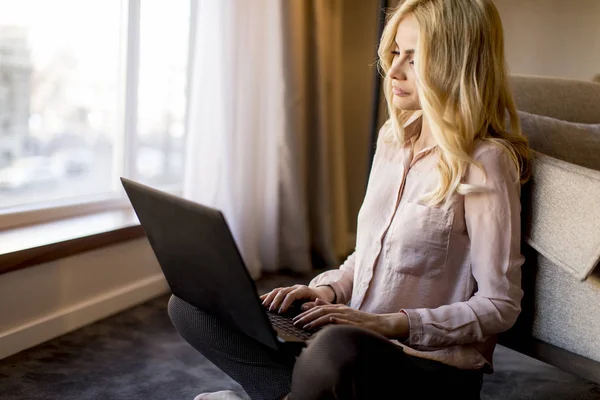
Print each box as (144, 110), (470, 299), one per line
(193, 390), (245, 400)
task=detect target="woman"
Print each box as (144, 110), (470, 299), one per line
(170, 0), (531, 399)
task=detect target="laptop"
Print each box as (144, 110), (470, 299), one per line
(121, 177), (314, 353)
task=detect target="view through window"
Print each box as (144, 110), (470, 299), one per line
(136, 0), (189, 187)
(0, 0), (190, 210)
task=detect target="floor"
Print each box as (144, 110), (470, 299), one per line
(1, 271), (599, 400)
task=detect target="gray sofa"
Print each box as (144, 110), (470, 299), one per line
(497, 75), (600, 387)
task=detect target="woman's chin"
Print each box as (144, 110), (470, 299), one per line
(393, 96), (419, 111)
(394, 102), (420, 111)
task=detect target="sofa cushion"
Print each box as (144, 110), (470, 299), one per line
(529, 252), (600, 367)
(510, 75), (600, 124)
(518, 111), (600, 171)
(523, 152), (600, 281)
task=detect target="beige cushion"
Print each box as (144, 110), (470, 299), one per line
(510, 75), (600, 124)
(523, 152), (600, 281)
(530, 254), (600, 364)
(519, 111), (600, 171)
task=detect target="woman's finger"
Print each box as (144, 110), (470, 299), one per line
(297, 302), (345, 321)
(330, 317), (358, 326)
(301, 313), (344, 330)
(278, 287), (309, 313)
(296, 305), (363, 327)
(299, 302), (346, 316)
(292, 305), (325, 325)
(262, 288), (283, 308)
(269, 287), (295, 311)
(292, 305), (336, 326)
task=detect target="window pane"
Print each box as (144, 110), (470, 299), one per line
(0, 0), (124, 209)
(135, 0), (190, 187)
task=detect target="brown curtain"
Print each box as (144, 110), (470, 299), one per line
(277, 0), (350, 272)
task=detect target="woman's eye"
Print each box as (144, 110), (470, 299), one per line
(392, 50), (400, 57)
(409, 60), (415, 66)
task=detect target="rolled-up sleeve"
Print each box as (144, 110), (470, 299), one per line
(402, 147), (524, 347)
(308, 251), (356, 305)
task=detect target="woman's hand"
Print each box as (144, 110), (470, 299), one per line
(260, 284), (336, 314)
(293, 298), (410, 340)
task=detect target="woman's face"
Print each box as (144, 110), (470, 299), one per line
(389, 15), (420, 111)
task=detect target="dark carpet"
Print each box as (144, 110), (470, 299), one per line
(1, 271), (599, 400)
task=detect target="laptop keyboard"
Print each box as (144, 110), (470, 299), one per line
(267, 312), (315, 341)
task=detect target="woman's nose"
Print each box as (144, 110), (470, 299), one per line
(390, 60), (406, 81)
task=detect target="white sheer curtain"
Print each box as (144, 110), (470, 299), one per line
(184, 0), (308, 279)
(184, 0), (350, 279)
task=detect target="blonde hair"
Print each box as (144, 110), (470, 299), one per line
(378, 0), (531, 205)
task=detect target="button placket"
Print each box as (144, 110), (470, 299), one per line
(381, 145), (438, 264)
(381, 161), (411, 268)
(356, 161), (408, 309)
(355, 143), (437, 310)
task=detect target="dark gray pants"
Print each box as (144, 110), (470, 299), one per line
(168, 295), (483, 400)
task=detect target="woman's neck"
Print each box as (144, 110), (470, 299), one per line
(413, 116), (437, 154)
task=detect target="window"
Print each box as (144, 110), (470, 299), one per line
(136, 0), (190, 187)
(0, 0), (192, 221)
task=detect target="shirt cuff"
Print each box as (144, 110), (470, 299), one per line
(310, 280), (345, 304)
(315, 284), (337, 303)
(401, 308), (424, 346)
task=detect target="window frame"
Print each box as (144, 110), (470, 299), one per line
(0, 0), (197, 231)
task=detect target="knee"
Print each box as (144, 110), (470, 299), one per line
(303, 324), (380, 360)
(291, 325), (366, 392)
(167, 294), (178, 321)
(167, 295), (214, 345)
(301, 325), (360, 365)
(167, 295), (236, 362)
(167, 295), (189, 331)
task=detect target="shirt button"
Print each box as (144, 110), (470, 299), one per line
(413, 335), (420, 342)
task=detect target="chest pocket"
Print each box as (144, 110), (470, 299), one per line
(385, 201), (454, 279)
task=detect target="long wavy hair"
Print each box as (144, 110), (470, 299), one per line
(378, 0), (531, 205)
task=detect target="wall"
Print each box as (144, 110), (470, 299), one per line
(0, 239), (168, 359)
(495, 0), (600, 81)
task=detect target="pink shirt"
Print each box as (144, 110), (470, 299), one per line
(309, 120), (524, 371)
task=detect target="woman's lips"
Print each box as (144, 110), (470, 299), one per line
(392, 87), (410, 97)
